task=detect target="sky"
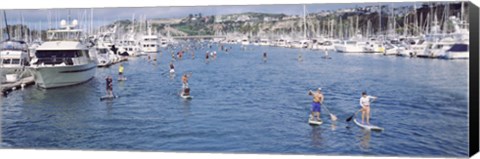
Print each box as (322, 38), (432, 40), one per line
(1, 2), (420, 29)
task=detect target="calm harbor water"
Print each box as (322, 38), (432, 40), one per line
(0, 44), (469, 157)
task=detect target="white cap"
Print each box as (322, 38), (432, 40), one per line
(318, 88), (322, 91)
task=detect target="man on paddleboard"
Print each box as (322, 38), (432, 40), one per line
(359, 91), (377, 125)
(106, 76), (113, 96)
(181, 73), (192, 96)
(308, 88), (324, 121)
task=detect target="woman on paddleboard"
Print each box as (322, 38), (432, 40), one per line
(359, 91), (377, 125)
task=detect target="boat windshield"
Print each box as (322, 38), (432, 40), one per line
(34, 50), (87, 65)
(98, 49), (109, 54)
(346, 41), (357, 45)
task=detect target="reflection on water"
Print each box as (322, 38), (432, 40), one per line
(358, 130), (372, 150)
(181, 100), (191, 118)
(310, 126), (323, 147)
(330, 122), (337, 131)
(104, 101), (114, 116)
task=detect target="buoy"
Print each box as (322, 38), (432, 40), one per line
(21, 83), (26, 90)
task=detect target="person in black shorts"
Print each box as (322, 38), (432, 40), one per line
(106, 76), (113, 96)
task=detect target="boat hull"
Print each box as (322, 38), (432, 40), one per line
(445, 51), (469, 59)
(334, 45), (364, 53)
(33, 63), (96, 89)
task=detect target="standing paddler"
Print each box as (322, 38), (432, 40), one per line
(308, 88), (324, 121)
(359, 91), (377, 125)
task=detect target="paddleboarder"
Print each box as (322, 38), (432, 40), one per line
(263, 52), (267, 62)
(359, 91), (377, 125)
(118, 64), (124, 80)
(105, 76), (113, 96)
(169, 62), (175, 74)
(308, 88), (324, 121)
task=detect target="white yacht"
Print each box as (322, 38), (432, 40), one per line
(0, 40), (30, 82)
(141, 35), (159, 53)
(118, 37), (141, 57)
(240, 37), (250, 45)
(312, 39), (337, 51)
(443, 43), (468, 59)
(97, 29), (121, 63)
(396, 38), (427, 57)
(443, 16), (469, 59)
(363, 39), (385, 53)
(30, 19), (96, 89)
(418, 38), (455, 58)
(382, 42), (400, 56)
(94, 41), (113, 67)
(141, 25), (159, 53)
(259, 39), (270, 46)
(334, 40), (366, 53)
(273, 38), (290, 48)
(159, 37), (169, 48)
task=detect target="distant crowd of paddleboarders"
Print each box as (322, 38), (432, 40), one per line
(101, 43), (376, 130)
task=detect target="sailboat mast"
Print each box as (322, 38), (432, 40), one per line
(303, 4), (307, 39)
(378, 3), (382, 37)
(3, 11), (10, 40)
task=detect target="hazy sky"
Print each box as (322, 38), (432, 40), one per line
(1, 2), (419, 29)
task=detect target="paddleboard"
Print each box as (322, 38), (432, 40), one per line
(353, 116), (384, 131)
(118, 77), (127, 81)
(180, 93), (193, 99)
(308, 114), (323, 125)
(321, 56), (332, 59)
(100, 95), (118, 100)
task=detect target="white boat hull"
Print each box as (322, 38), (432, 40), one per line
(335, 45), (364, 53)
(445, 51), (469, 59)
(33, 63), (96, 88)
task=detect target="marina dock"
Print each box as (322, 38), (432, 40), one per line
(1, 76), (35, 95)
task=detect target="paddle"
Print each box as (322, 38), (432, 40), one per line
(321, 104), (338, 121)
(346, 109), (362, 122)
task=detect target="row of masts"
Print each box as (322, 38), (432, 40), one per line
(1, 2), (468, 43)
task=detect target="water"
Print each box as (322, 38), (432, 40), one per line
(0, 44), (469, 157)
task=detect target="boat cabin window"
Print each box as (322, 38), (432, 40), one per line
(390, 40), (400, 45)
(2, 59), (11, 64)
(346, 41), (357, 45)
(417, 40), (425, 45)
(98, 49), (109, 54)
(11, 59), (20, 64)
(35, 50), (86, 65)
